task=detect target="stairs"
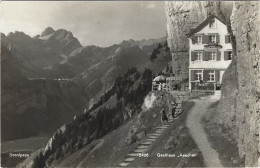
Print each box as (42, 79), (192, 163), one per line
(119, 100), (183, 167)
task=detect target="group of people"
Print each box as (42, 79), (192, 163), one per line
(158, 82), (166, 91)
(160, 100), (177, 125)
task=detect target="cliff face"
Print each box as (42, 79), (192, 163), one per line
(165, 1), (233, 78)
(230, 2), (259, 166)
(165, 1), (259, 166)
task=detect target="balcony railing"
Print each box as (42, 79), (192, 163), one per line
(191, 81), (216, 92)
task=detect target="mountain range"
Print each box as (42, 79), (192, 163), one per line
(1, 27), (170, 142)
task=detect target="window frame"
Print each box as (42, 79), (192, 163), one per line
(195, 52), (203, 61)
(208, 70), (215, 82)
(228, 51), (232, 60)
(197, 35), (202, 44)
(209, 35), (216, 43)
(209, 51), (217, 61)
(195, 70), (203, 81)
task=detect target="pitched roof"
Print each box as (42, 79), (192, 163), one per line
(186, 14), (227, 37)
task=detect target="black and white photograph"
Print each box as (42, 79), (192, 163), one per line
(0, 1), (259, 167)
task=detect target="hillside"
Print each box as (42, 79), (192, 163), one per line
(1, 45), (87, 142)
(19, 67), (154, 168)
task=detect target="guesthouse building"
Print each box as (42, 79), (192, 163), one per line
(187, 14), (232, 92)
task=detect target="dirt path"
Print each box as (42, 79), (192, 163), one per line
(187, 95), (223, 167)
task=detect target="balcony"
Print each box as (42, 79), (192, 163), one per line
(191, 81), (217, 92)
(204, 43), (222, 49)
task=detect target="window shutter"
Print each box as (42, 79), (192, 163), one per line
(225, 35), (229, 43)
(215, 70), (220, 82)
(203, 70), (209, 81)
(206, 52), (209, 61)
(202, 51), (206, 61)
(224, 51), (229, 60)
(191, 52), (195, 61)
(204, 51), (208, 61)
(202, 35), (208, 44)
(191, 36), (196, 44)
(191, 70), (195, 81)
(216, 34), (220, 43)
(217, 51), (221, 61)
(225, 35), (231, 43)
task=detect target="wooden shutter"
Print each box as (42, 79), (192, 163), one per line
(215, 70), (220, 82)
(191, 36), (196, 44)
(217, 51), (221, 61)
(206, 51), (210, 61)
(202, 35), (209, 44)
(224, 51), (229, 60)
(216, 34), (220, 44)
(191, 52), (196, 61)
(202, 51), (206, 61)
(190, 70), (195, 81)
(225, 35), (231, 43)
(203, 70), (209, 81)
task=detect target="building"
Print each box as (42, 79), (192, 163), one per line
(187, 14), (232, 92)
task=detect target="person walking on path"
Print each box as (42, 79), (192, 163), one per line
(160, 108), (168, 125)
(171, 101), (177, 118)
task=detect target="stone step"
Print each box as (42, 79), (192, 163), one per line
(148, 135), (158, 139)
(125, 157), (135, 162)
(157, 125), (169, 128)
(134, 148), (147, 153)
(128, 153), (140, 157)
(137, 145), (149, 149)
(120, 162), (130, 167)
(156, 130), (164, 134)
(149, 133), (162, 136)
(140, 141), (153, 145)
(146, 138), (156, 141)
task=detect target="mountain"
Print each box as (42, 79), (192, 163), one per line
(1, 27), (82, 78)
(1, 28), (169, 142)
(1, 45), (87, 142)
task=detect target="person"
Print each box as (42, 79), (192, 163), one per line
(158, 83), (162, 90)
(171, 101), (177, 118)
(160, 108), (168, 125)
(199, 76), (203, 84)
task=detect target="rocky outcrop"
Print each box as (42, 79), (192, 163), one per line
(230, 2), (259, 166)
(165, 1), (233, 78)
(165, 1), (259, 166)
(216, 2), (259, 166)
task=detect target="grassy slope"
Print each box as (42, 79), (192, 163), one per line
(202, 101), (245, 167)
(51, 92), (205, 167)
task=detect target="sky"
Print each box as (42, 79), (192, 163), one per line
(0, 1), (166, 47)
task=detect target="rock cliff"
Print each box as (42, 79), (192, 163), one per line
(165, 1), (259, 166)
(228, 1), (259, 166)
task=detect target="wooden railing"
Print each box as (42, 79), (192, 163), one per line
(191, 81), (216, 92)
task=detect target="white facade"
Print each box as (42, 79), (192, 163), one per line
(188, 16), (232, 91)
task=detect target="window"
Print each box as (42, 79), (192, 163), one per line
(209, 35), (216, 43)
(209, 52), (217, 61)
(195, 52), (202, 61)
(192, 35), (202, 44)
(197, 36), (202, 44)
(208, 70), (215, 81)
(228, 51), (232, 60)
(195, 70), (203, 81)
(209, 19), (216, 28)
